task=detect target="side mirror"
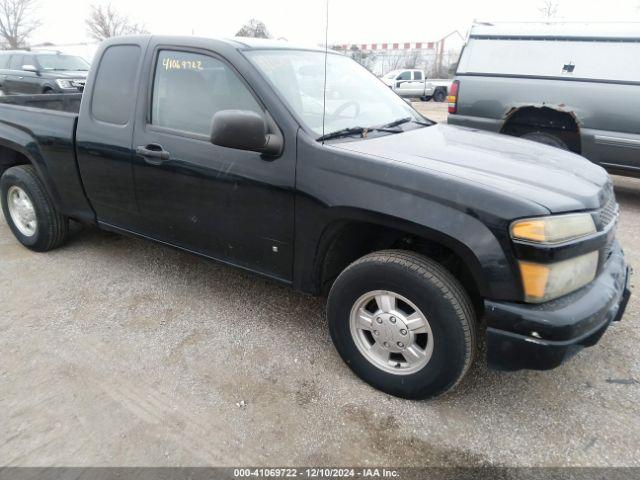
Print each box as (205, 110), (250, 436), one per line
(22, 64), (39, 74)
(211, 110), (282, 156)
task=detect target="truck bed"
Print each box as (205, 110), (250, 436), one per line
(0, 94), (93, 221)
(0, 93), (82, 113)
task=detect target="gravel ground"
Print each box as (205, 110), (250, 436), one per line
(1, 103), (639, 467)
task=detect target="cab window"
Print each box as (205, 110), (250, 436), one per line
(397, 71), (411, 80)
(8, 55), (23, 70)
(0, 53), (9, 69)
(414, 71), (423, 80)
(22, 55), (35, 69)
(151, 50), (263, 136)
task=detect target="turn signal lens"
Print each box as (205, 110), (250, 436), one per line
(448, 80), (459, 114)
(519, 251), (598, 303)
(511, 213), (596, 244)
(518, 262), (550, 300)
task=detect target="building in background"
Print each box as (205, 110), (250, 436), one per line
(333, 31), (465, 78)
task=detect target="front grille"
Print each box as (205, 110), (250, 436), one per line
(599, 191), (618, 228)
(597, 182), (618, 263)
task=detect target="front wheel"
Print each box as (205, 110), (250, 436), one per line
(328, 250), (477, 400)
(0, 165), (68, 251)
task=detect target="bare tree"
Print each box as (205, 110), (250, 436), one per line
(403, 50), (422, 69)
(0, 0), (40, 49)
(384, 53), (405, 72)
(539, 0), (560, 19)
(86, 3), (148, 42)
(236, 18), (271, 39)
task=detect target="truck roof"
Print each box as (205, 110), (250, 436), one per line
(113, 34), (328, 52)
(469, 22), (640, 40)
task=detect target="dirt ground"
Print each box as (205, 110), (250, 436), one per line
(1, 103), (639, 466)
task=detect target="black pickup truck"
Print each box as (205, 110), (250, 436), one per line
(0, 36), (631, 399)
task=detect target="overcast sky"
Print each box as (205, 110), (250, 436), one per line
(32, 0), (640, 46)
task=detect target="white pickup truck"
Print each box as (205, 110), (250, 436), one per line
(381, 69), (452, 102)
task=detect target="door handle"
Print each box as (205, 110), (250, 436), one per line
(136, 144), (171, 165)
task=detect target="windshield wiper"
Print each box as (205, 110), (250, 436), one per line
(380, 117), (434, 128)
(380, 117), (412, 128)
(317, 125), (406, 142)
(317, 126), (366, 141)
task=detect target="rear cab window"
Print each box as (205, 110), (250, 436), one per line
(91, 45), (142, 125)
(0, 53), (10, 69)
(8, 55), (23, 70)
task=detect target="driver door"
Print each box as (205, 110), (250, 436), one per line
(131, 48), (296, 281)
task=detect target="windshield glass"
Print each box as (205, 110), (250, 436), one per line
(36, 54), (90, 71)
(245, 50), (425, 138)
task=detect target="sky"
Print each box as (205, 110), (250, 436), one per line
(31, 0), (640, 47)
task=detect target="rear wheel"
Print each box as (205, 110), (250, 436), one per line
(327, 250), (477, 400)
(0, 165), (68, 251)
(519, 131), (569, 150)
(433, 88), (447, 103)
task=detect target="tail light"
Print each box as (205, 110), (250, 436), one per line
(448, 80), (460, 114)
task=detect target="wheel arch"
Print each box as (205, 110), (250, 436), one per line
(0, 133), (62, 214)
(310, 211), (489, 317)
(500, 105), (582, 153)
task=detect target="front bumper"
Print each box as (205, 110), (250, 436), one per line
(485, 241), (631, 371)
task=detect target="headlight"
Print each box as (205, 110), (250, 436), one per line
(55, 79), (75, 89)
(511, 213), (596, 244)
(511, 213), (599, 303)
(518, 251), (598, 303)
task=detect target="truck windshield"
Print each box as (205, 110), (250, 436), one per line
(245, 50), (426, 139)
(36, 54), (90, 71)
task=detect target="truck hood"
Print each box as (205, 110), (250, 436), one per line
(332, 124), (609, 213)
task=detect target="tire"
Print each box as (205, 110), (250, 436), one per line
(433, 89), (447, 103)
(328, 250), (477, 400)
(0, 165), (68, 252)
(420, 95), (433, 102)
(519, 131), (569, 150)
(43, 88), (54, 94)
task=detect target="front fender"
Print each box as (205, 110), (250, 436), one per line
(293, 134), (541, 301)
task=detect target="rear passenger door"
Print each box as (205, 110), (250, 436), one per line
(17, 54), (41, 94)
(130, 47), (295, 281)
(0, 53), (10, 93)
(3, 55), (24, 94)
(76, 39), (150, 227)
